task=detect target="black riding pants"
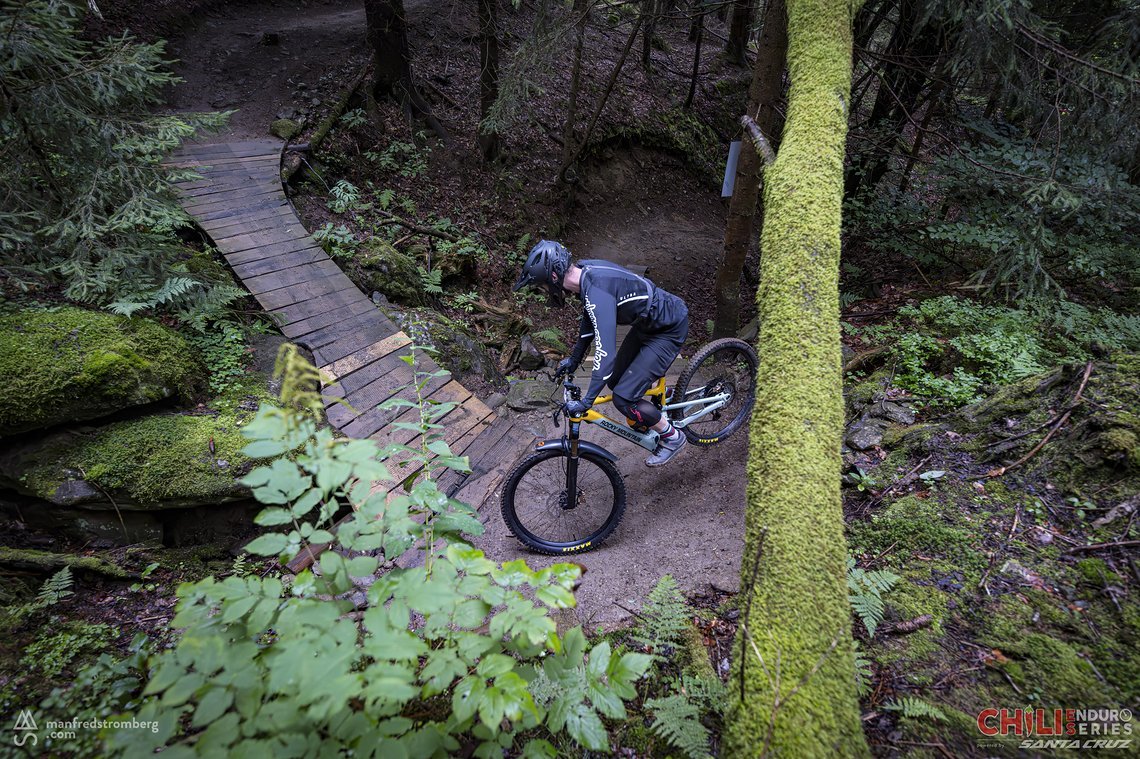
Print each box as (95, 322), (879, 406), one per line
(608, 299), (689, 427)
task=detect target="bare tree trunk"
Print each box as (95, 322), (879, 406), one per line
(641, 0), (658, 71)
(725, 0), (754, 66)
(712, 0), (787, 338)
(364, 0), (452, 144)
(688, 0), (703, 41)
(477, 0), (501, 160)
(559, 0), (589, 182)
(684, 2), (705, 109)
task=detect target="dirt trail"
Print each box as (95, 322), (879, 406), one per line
(166, 0), (369, 139)
(166, 5), (748, 625)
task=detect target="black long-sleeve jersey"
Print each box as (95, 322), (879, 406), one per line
(567, 260), (674, 404)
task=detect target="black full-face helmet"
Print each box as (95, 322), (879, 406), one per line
(512, 240), (572, 306)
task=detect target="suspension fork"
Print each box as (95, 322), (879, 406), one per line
(564, 421), (580, 509)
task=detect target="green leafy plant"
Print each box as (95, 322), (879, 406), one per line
(313, 223), (357, 260)
(852, 640), (873, 697)
(97, 345), (651, 756)
(847, 557), (900, 638)
(369, 140), (429, 178)
(34, 566), (74, 608)
(22, 622), (118, 678)
(328, 180), (366, 214)
(186, 320), (249, 394)
(848, 467), (878, 493)
(340, 108), (368, 129)
(449, 290), (481, 313)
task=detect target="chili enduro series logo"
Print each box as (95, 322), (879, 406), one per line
(977, 707), (1133, 750)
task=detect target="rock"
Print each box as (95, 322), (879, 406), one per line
(371, 291), (390, 306)
(738, 317), (758, 343)
(841, 343), (856, 366)
(390, 308), (505, 387)
(247, 333), (314, 376)
(506, 380), (556, 411)
(871, 400), (916, 425)
(276, 107), (300, 120)
(270, 118), (301, 140)
(485, 392), (507, 410)
(518, 335), (546, 370)
(354, 239), (424, 306)
(845, 416), (886, 450)
(0, 376), (280, 516)
(0, 307), (198, 437)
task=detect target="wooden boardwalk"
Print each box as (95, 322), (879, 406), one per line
(170, 140), (522, 569)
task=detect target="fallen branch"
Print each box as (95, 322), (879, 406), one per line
(282, 67), (370, 183)
(843, 345), (889, 374)
(979, 361), (1093, 479)
(375, 215), (459, 242)
(1066, 540), (1140, 554)
(741, 115), (776, 165)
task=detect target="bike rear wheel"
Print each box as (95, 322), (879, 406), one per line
(670, 338), (757, 446)
(501, 449), (626, 554)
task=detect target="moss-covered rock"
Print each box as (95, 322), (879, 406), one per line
(0, 376), (273, 510)
(352, 239), (425, 306)
(0, 307), (198, 437)
(269, 118), (301, 140)
(390, 307), (504, 387)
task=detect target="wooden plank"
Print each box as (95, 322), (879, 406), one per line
(367, 380), (472, 446)
(177, 178), (281, 199)
(379, 398), (494, 487)
(175, 141), (281, 160)
(183, 186), (284, 214)
(279, 298), (379, 340)
(321, 332), (413, 382)
(313, 323), (406, 368)
(222, 239), (319, 267)
(339, 372), (456, 439)
(244, 259), (345, 295)
(194, 197), (290, 224)
(213, 218), (308, 245)
(297, 311), (391, 352)
(436, 414), (518, 497)
(267, 288), (371, 327)
(168, 153), (280, 170)
(448, 421), (529, 509)
(324, 357), (417, 428)
(231, 247), (329, 279)
(202, 205), (296, 233)
(253, 272), (360, 311)
(212, 227), (310, 255)
(179, 165), (280, 184)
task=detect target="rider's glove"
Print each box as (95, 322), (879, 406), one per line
(555, 356), (580, 379)
(564, 399), (591, 418)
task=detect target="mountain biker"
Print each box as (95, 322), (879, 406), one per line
(513, 240), (690, 466)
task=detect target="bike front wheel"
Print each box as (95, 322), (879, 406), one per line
(501, 449), (626, 554)
(670, 337), (758, 446)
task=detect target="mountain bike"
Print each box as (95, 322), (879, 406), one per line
(500, 337), (757, 554)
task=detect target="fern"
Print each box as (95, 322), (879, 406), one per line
(417, 266), (443, 295)
(378, 188), (395, 210)
(885, 696), (948, 722)
(847, 557), (900, 638)
(531, 328), (567, 352)
(646, 693), (711, 759)
(631, 575), (691, 659)
(35, 567), (74, 608)
(646, 673), (724, 759)
(230, 553), (251, 577)
(108, 277), (201, 316)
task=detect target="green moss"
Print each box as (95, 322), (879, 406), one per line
(24, 376), (274, 507)
(1073, 558), (1119, 585)
(353, 239), (424, 306)
(849, 496), (983, 571)
(0, 307), (199, 436)
(1001, 634), (1112, 704)
(0, 547), (129, 578)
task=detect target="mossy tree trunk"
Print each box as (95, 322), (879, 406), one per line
(725, 0), (869, 755)
(476, 0), (501, 160)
